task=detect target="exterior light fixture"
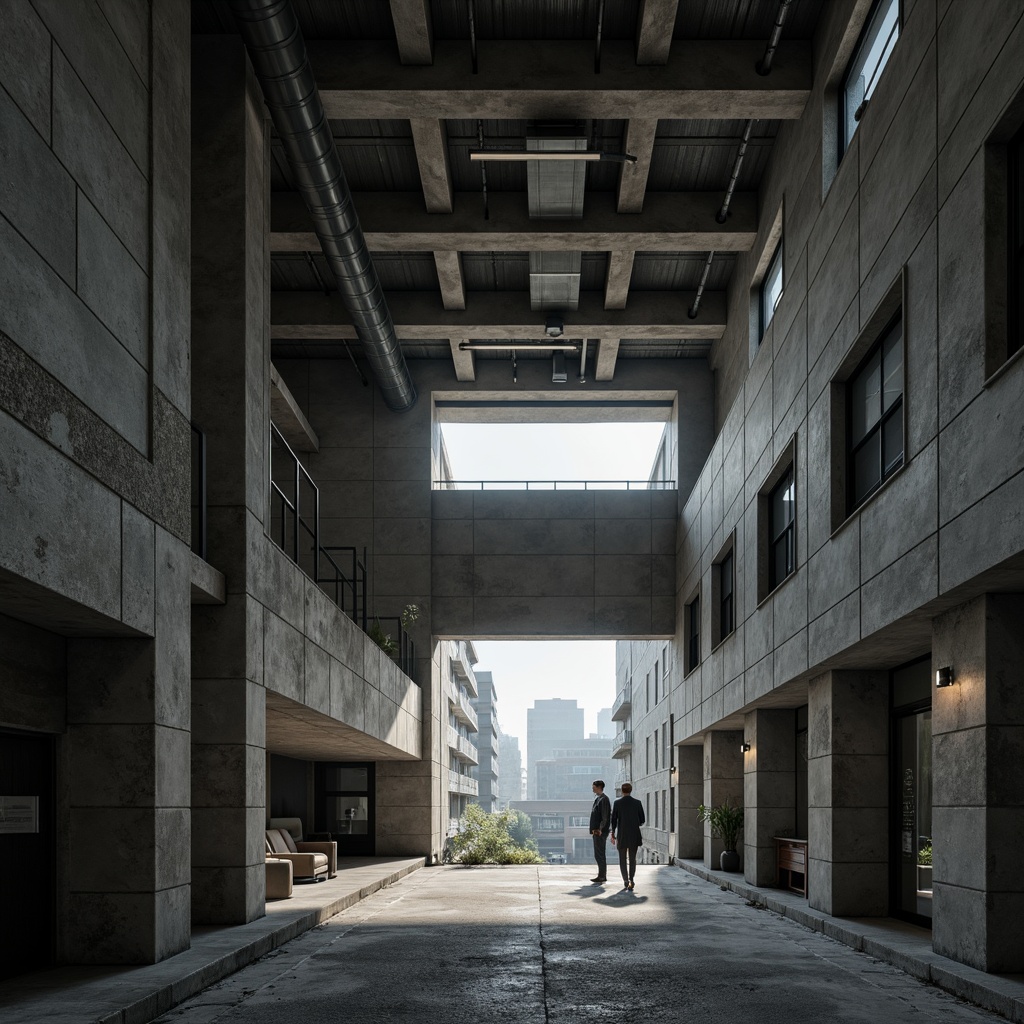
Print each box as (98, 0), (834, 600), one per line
(469, 150), (637, 163)
(458, 341), (578, 351)
(935, 666), (954, 688)
(740, 742), (751, 753)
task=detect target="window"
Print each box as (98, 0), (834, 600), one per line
(645, 734), (651, 775)
(654, 732), (659, 771)
(1010, 123), (1024, 361)
(841, 0), (899, 154)
(719, 550), (734, 641)
(760, 239), (784, 340)
(654, 662), (659, 704)
(661, 723), (668, 772)
(848, 315), (904, 511)
(569, 816), (590, 828)
(685, 594), (700, 673)
(768, 466), (795, 592)
(533, 816), (564, 832)
(645, 671), (650, 709)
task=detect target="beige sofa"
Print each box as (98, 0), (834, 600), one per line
(265, 828), (337, 881)
(265, 856), (293, 899)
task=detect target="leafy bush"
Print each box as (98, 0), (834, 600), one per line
(368, 617), (396, 656)
(918, 841), (932, 866)
(449, 804), (543, 865)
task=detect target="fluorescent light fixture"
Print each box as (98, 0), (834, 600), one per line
(458, 341), (579, 351)
(469, 151), (637, 163)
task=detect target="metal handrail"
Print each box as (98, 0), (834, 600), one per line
(320, 546), (368, 631)
(433, 480), (676, 491)
(371, 615), (417, 679)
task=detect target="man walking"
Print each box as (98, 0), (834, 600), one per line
(611, 782), (645, 890)
(589, 780), (611, 884)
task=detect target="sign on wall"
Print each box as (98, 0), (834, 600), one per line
(0, 796), (39, 834)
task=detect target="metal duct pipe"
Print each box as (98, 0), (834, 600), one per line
(230, 0), (417, 412)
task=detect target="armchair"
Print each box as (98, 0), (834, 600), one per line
(265, 828), (337, 881)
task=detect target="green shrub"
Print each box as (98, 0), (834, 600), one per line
(918, 841), (932, 866)
(697, 800), (744, 852)
(449, 804), (544, 865)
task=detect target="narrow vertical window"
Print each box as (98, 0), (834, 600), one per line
(1010, 123), (1024, 360)
(654, 662), (659, 704)
(848, 315), (904, 511)
(768, 467), (796, 591)
(841, 0), (900, 154)
(760, 239), (784, 341)
(719, 550), (734, 641)
(686, 596), (700, 672)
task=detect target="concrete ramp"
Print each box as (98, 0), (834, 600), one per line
(431, 489), (676, 638)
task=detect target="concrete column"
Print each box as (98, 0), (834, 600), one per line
(932, 594), (1024, 973)
(190, 38), (271, 925)
(702, 730), (743, 868)
(807, 670), (888, 916)
(390, 0), (434, 65)
(63, 531), (192, 964)
(617, 119), (658, 213)
(743, 709), (796, 887)
(675, 744), (703, 858)
(604, 250), (635, 310)
(434, 251), (467, 309)
(411, 119), (454, 213)
(635, 0), (679, 65)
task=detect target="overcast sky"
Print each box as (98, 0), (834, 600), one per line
(440, 422), (664, 758)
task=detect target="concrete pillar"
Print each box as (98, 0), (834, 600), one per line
(932, 594), (1024, 973)
(743, 709), (796, 886)
(189, 37), (271, 925)
(702, 730), (743, 868)
(807, 670), (888, 916)
(675, 744), (703, 858)
(63, 531), (192, 964)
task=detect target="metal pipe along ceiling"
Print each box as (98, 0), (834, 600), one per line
(230, 0), (417, 412)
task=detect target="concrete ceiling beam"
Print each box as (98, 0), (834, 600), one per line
(635, 1), (680, 65)
(434, 250), (467, 310)
(604, 251), (636, 310)
(308, 39), (812, 119)
(271, 289), (726, 340)
(594, 339), (620, 380)
(410, 119), (453, 212)
(450, 340), (476, 381)
(389, 0), (434, 65)
(618, 118), (658, 213)
(271, 191), (757, 252)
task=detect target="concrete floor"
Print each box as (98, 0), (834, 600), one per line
(153, 866), (1010, 1024)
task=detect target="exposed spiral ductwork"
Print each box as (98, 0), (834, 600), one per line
(230, 0), (417, 411)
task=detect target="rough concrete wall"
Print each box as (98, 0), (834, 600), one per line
(432, 489), (676, 638)
(675, 0), (1024, 744)
(0, 0), (193, 966)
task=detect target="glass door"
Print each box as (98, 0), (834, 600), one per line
(891, 659), (932, 925)
(315, 763), (375, 857)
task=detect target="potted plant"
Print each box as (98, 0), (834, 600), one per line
(697, 800), (744, 872)
(917, 841), (932, 892)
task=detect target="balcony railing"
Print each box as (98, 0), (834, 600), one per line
(611, 683), (632, 722)
(448, 770), (479, 797)
(434, 479), (676, 491)
(612, 730), (633, 758)
(447, 681), (479, 731)
(447, 727), (479, 766)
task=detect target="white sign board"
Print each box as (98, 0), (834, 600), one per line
(0, 796), (39, 833)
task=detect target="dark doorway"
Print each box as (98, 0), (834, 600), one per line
(0, 728), (55, 978)
(315, 763), (375, 856)
(891, 657), (932, 927)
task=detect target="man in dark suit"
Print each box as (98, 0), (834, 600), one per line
(611, 782), (646, 890)
(589, 780), (611, 884)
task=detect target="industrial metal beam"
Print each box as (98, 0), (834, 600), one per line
(271, 289), (727, 340)
(308, 40), (812, 120)
(271, 191), (758, 253)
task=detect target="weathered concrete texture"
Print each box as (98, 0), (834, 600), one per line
(807, 670), (888, 918)
(743, 708), (797, 886)
(432, 489), (676, 638)
(932, 594), (1024, 973)
(154, 867), (1014, 1024)
(703, 729), (744, 869)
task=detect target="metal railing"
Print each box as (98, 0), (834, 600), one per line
(434, 479), (676, 491)
(319, 546), (367, 630)
(612, 683), (632, 719)
(190, 422), (207, 560)
(371, 616), (417, 679)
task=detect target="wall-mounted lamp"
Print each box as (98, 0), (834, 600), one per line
(669, 764), (678, 776)
(935, 666), (954, 688)
(740, 742), (751, 753)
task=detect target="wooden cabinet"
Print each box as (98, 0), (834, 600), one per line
(774, 837), (808, 897)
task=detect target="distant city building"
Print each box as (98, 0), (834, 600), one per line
(497, 731), (524, 808)
(471, 671), (500, 813)
(445, 640), (480, 830)
(534, 738), (617, 801)
(511, 800), (594, 864)
(596, 707), (614, 739)
(526, 698), (584, 798)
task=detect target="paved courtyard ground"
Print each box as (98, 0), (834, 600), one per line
(152, 865), (1004, 1024)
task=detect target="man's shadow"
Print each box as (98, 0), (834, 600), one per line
(593, 890), (649, 906)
